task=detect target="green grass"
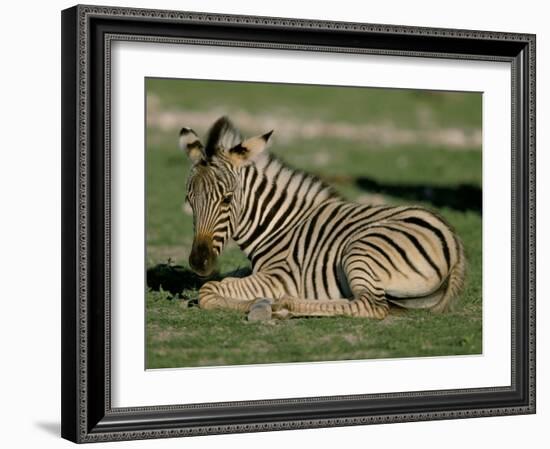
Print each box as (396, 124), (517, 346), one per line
(147, 294), (481, 368)
(145, 79), (482, 368)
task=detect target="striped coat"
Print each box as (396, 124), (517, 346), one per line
(180, 117), (465, 320)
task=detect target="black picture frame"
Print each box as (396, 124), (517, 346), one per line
(61, 4), (536, 443)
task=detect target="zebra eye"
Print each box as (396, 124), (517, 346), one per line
(221, 193), (233, 205)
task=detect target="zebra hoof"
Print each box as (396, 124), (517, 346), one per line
(247, 298), (273, 321)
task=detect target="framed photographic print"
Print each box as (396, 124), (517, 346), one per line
(61, 4), (536, 443)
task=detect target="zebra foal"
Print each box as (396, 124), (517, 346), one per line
(179, 117), (466, 320)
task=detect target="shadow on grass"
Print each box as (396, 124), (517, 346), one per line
(356, 176), (482, 214)
(146, 262), (252, 297)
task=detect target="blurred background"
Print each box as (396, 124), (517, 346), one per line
(145, 78), (482, 369)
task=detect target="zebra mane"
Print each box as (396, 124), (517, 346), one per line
(204, 116), (242, 158)
(267, 153), (343, 202)
(202, 116), (341, 201)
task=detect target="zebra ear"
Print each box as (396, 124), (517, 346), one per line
(227, 130), (273, 166)
(179, 127), (204, 164)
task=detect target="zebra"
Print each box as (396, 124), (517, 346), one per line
(179, 116), (466, 320)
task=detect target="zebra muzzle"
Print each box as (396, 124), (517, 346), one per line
(189, 238), (217, 277)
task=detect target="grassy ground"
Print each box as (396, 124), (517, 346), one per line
(145, 78), (482, 369)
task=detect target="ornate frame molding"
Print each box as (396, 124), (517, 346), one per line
(61, 4), (536, 443)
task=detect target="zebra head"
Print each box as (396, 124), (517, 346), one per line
(180, 116), (273, 277)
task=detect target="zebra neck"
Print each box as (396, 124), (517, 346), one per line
(233, 154), (338, 260)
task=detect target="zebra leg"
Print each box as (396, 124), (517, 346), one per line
(273, 292), (388, 319)
(272, 250), (389, 319)
(342, 249), (390, 319)
(271, 298), (363, 318)
(198, 273), (286, 318)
